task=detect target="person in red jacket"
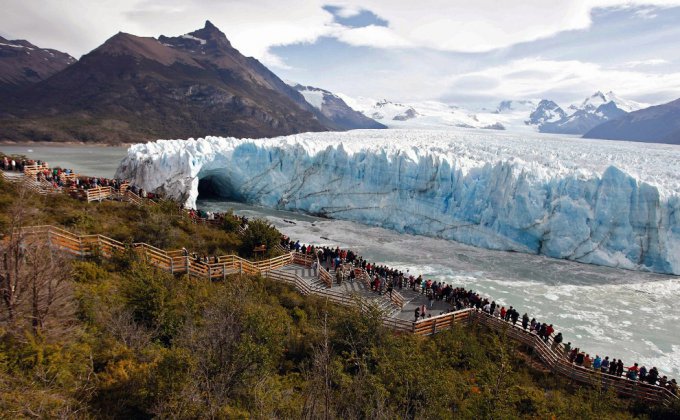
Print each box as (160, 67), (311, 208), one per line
(545, 324), (555, 342)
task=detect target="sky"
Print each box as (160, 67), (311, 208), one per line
(2, 0), (680, 107)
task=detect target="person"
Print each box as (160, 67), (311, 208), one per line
(647, 366), (659, 385)
(500, 306), (506, 320)
(659, 376), (668, 387)
(522, 313), (529, 330)
(539, 323), (547, 340)
(552, 332), (563, 350)
(427, 292), (434, 309)
(505, 306), (513, 321)
(530, 318), (537, 331)
(593, 355), (602, 370)
(563, 342), (571, 358)
(668, 379), (678, 396)
(616, 359), (624, 377)
(414, 307), (420, 322)
(639, 365), (647, 382)
(583, 354), (592, 369)
(609, 359), (618, 375)
(511, 309), (519, 325)
(569, 348), (578, 363)
(420, 304), (427, 320)
(483, 302), (491, 313)
(336, 268), (343, 285)
(600, 356), (610, 373)
(627, 363), (639, 380)
(575, 351), (585, 366)
(545, 324), (554, 343)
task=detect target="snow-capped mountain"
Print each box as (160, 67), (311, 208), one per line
(288, 83), (386, 130)
(335, 91), (648, 136)
(577, 91), (645, 113)
(584, 97), (680, 144)
(526, 100), (567, 126)
(538, 91), (646, 135)
(339, 97), (524, 131)
(0, 36), (76, 92)
(496, 100), (537, 114)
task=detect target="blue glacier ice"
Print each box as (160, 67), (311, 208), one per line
(115, 129), (680, 275)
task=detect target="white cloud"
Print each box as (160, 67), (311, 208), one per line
(622, 59), (669, 68)
(334, 0), (680, 53)
(444, 58), (680, 104)
(4, 0), (680, 58)
(332, 25), (413, 48)
(329, 4), (363, 18)
(1, 0), (679, 103)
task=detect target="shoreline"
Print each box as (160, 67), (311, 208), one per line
(0, 140), (135, 148)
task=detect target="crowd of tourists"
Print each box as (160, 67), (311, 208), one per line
(1, 155), (32, 172)
(278, 235), (678, 395)
(0, 154), (165, 200)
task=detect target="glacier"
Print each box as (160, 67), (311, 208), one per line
(115, 129), (680, 275)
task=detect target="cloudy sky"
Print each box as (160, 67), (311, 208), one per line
(3, 0), (680, 107)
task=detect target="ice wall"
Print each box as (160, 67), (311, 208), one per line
(115, 130), (680, 274)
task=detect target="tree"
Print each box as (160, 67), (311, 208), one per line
(0, 192), (73, 337)
(240, 219), (282, 258)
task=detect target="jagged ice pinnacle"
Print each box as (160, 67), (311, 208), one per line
(115, 129), (680, 275)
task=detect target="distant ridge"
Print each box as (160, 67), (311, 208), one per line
(289, 82), (386, 130)
(0, 36), (75, 93)
(0, 21), (339, 143)
(583, 97), (680, 144)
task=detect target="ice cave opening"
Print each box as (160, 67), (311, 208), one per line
(197, 173), (244, 202)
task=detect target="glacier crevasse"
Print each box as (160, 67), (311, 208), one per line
(115, 130), (680, 275)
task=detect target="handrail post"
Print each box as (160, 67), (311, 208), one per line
(185, 255), (190, 277)
(223, 263), (226, 280)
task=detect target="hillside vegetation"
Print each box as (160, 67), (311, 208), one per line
(0, 178), (677, 419)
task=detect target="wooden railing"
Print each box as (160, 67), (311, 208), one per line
(317, 263), (334, 288)
(352, 267), (404, 308)
(412, 309), (473, 336)
(3, 168), (154, 206)
(85, 186), (113, 202)
(467, 310), (678, 405)
(23, 163), (49, 176)
(1, 170), (56, 195)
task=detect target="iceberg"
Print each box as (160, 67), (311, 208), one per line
(115, 129), (680, 275)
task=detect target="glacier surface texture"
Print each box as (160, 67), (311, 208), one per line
(115, 129), (680, 275)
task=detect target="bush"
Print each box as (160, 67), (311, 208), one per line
(240, 218), (281, 258)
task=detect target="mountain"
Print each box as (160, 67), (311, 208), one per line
(0, 36), (75, 92)
(0, 21), (330, 143)
(526, 100), (567, 126)
(288, 83), (386, 130)
(339, 97), (526, 131)
(583, 98), (680, 144)
(536, 91), (645, 135)
(496, 100), (536, 114)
